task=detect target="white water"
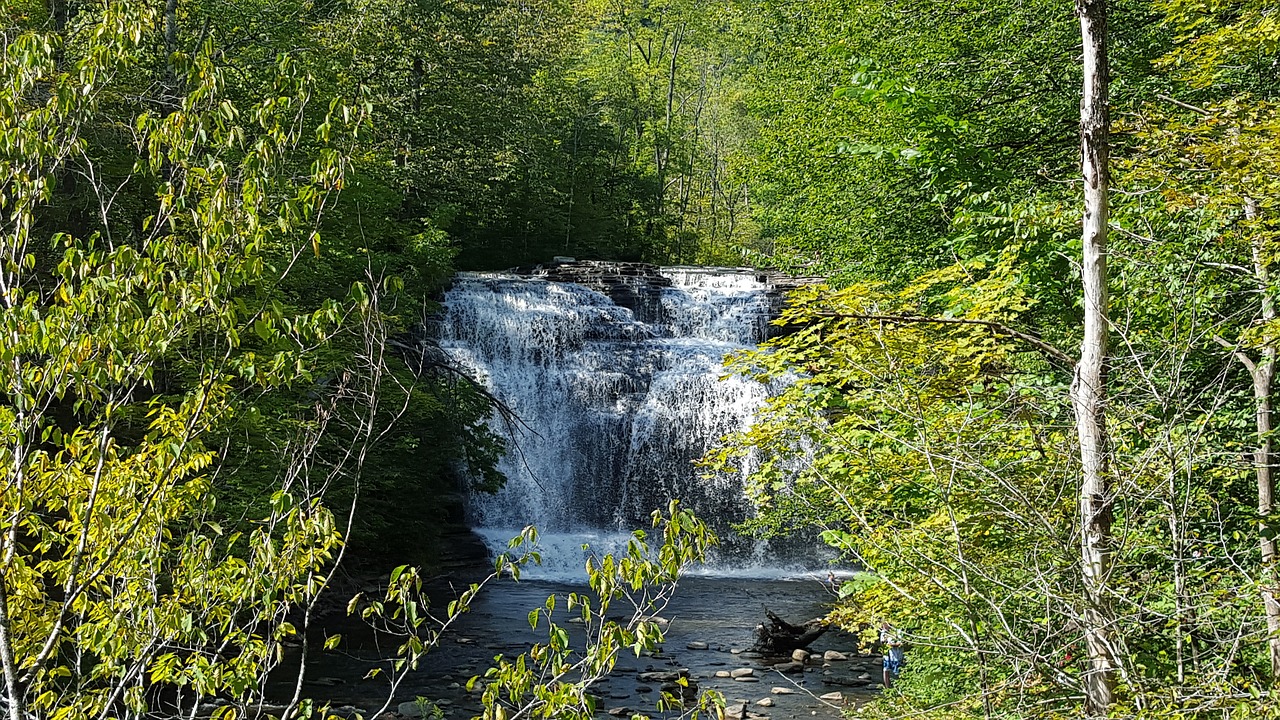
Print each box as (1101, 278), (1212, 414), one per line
(438, 269), (807, 578)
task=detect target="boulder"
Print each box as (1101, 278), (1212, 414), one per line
(638, 669), (688, 683)
(790, 649), (810, 663)
(822, 650), (848, 662)
(397, 701), (426, 718)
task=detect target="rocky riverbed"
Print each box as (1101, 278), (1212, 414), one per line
(281, 576), (882, 720)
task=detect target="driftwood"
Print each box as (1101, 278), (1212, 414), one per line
(752, 609), (827, 655)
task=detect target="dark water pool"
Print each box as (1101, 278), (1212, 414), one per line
(288, 575), (881, 719)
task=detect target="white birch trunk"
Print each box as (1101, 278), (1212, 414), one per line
(1072, 0), (1118, 713)
(1245, 197), (1280, 677)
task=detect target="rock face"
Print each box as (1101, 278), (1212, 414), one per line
(508, 259), (821, 331)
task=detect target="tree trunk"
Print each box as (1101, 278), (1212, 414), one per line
(1245, 196), (1280, 679)
(1072, 0), (1118, 714)
(0, 583), (23, 720)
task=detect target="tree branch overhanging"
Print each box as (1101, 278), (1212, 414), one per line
(814, 311), (1076, 366)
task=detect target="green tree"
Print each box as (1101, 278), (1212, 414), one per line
(0, 3), (375, 718)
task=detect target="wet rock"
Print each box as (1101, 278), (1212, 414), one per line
(733, 677), (760, 683)
(756, 698), (775, 707)
(819, 692), (844, 702)
(397, 701), (428, 717)
(791, 649), (810, 663)
(822, 650), (847, 662)
(739, 651), (763, 659)
(606, 708), (631, 717)
(638, 670), (688, 683)
(730, 648), (743, 654)
(730, 668), (756, 678)
(858, 673), (872, 680)
(772, 661), (804, 675)
(715, 671), (732, 678)
(770, 687), (795, 695)
(687, 641), (709, 650)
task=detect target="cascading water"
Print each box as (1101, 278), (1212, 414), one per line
(436, 266), (801, 578)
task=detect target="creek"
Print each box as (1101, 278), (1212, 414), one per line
(289, 264), (882, 718)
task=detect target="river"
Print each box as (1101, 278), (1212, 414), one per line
(294, 574), (879, 720)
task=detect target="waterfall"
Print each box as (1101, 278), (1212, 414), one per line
(437, 266), (799, 578)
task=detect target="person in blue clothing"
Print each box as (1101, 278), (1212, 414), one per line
(880, 622), (906, 688)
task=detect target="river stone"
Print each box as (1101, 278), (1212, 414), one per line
(858, 672), (872, 680)
(734, 677), (760, 683)
(822, 650), (847, 661)
(730, 648), (743, 654)
(687, 641), (709, 650)
(819, 691), (844, 702)
(638, 670), (687, 683)
(715, 671), (732, 678)
(397, 701), (427, 717)
(756, 698), (775, 707)
(730, 668), (755, 678)
(770, 687), (795, 695)
(607, 708), (631, 716)
(791, 649), (810, 663)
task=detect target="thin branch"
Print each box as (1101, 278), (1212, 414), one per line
(1212, 335), (1256, 375)
(1155, 94), (1211, 116)
(815, 311), (1076, 366)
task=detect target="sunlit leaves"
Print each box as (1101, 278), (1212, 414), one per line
(0, 2), (369, 717)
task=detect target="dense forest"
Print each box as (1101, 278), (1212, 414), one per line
(3, 0), (1280, 718)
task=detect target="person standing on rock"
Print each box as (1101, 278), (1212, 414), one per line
(879, 622), (905, 688)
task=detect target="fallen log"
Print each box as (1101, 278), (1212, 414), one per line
(752, 609), (827, 655)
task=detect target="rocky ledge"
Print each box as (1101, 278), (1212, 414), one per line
(509, 258), (822, 323)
